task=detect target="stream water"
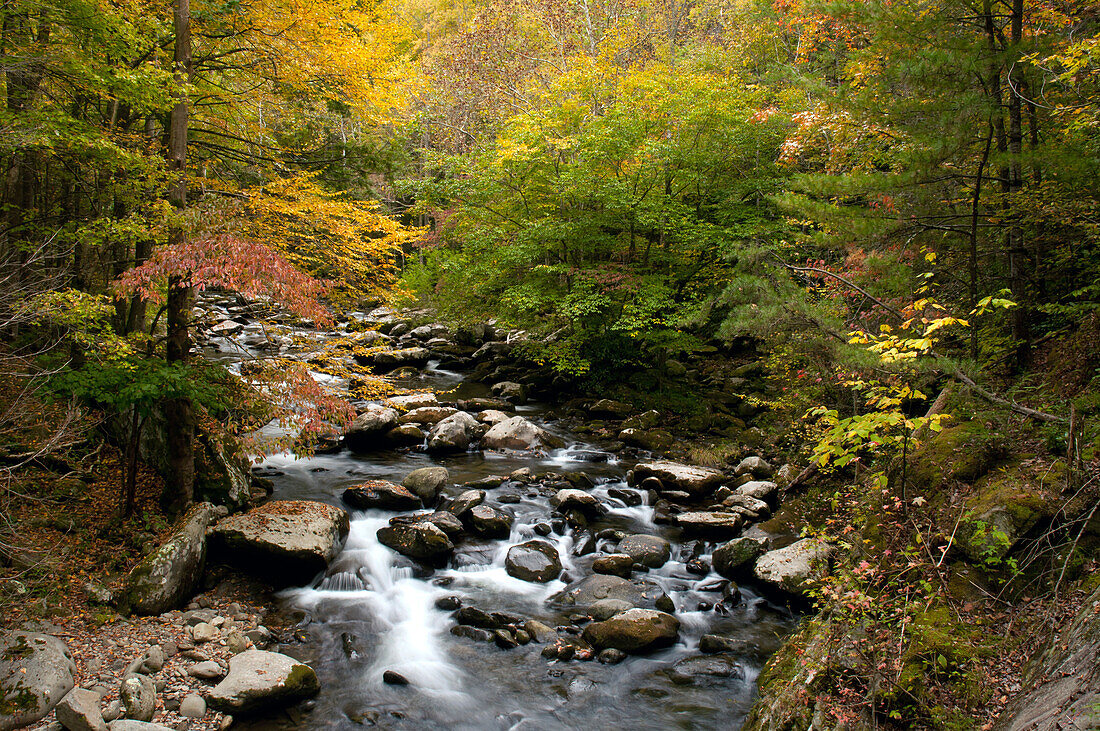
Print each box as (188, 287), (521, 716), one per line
(197, 296), (797, 730)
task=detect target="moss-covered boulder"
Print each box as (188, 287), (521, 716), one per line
(960, 464), (1054, 565)
(117, 502), (220, 615)
(905, 421), (1007, 491)
(0, 633), (76, 731)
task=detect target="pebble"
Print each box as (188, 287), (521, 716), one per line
(191, 622), (219, 643)
(180, 694), (207, 718)
(383, 670), (410, 685)
(225, 630), (250, 654)
(103, 700), (121, 721)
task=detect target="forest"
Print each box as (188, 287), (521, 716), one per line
(1, 0), (1099, 727)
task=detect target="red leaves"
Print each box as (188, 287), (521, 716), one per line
(114, 234), (334, 325)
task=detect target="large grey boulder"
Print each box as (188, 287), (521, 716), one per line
(426, 411), (479, 453)
(206, 650), (319, 715)
(712, 536), (767, 579)
(209, 500), (350, 587)
(55, 688), (107, 731)
(341, 480), (421, 511)
(468, 505), (512, 537)
(397, 406), (458, 425)
(676, 511), (744, 538)
(344, 406), (399, 450)
(481, 417), (561, 452)
(368, 347), (431, 373)
(582, 609), (680, 653)
(119, 675), (154, 722)
(377, 521), (454, 562)
(108, 723), (175, 731)
(384, 392), (438, 411)
(617, 535), (671, 569)
(550, 489), (607, 517)
(0, 633), (75, 731)
(505, 541), (562, 583)
(117, 502), (218, 615)
(736, 480), (779, 501)
(552, 575), (644, 608)
(753, 538), (834, 599)
(632, 461), (725, 497)
(402, 467), (449, 505)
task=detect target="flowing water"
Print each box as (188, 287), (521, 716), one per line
(198, 296), (797, 730)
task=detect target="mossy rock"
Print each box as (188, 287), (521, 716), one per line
(905, 421), (1007, 492)
(959, 463), (1055, 565)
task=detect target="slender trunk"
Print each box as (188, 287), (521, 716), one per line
(969, 124), (994, 361)
(124, 409), (143, 517)
(1007, 0), (1029, 366)
(162, 0), (194, 518)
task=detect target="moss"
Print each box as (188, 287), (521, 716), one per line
(906, 421), (1007, 492)
(0, 683), (39, 716)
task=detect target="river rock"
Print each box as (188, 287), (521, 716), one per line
(377, 521), (454, 561)
(481, 417), (562, 452)
(116, 502), (219, 615)
(426, 511), (464, 537)
(445, 489), (485, 517)
(490, 382), (527, 404)
(342, 480), (421, 511)
(632, 461), (725, 497)
(385, 424), (425, 447)
(471, 341), (512, 362)
(505, 541), (562, 582)
(736, 480), (778, 501)
(402, 467), (449, 505)
(592, 554), (634, 578)
(676, 511), (744, 538)
(666, 654), (744, 685)
(721, 493), (770, 519)
(206, 650), (319, 715)
(369, 347), (431, 373)
(344, 406), (399, 450)
(712, 536), (767, 578)
(618, 535), (671, 568)
(582, 609), (680, 653)
(524, 620), (558, 643)
(753, 538), (834, 599)
(426, 411), (479, 453)
(619, 428), (675, 453)
(589, 598), (634, 621)
(178, 694), (206, 718)
(734, 456), (773, 478)
(384, 392), (438, 411)
(119, 675), (155, 722)
(478, 409), (511, 425)
(107, 723), (175, 731)
(550, 489), (607, 517)
(397, 406), (458, 425)
(553, 575), (645, 608)
(209, 501), (349, 586)
(468, 505), (513, 537)
(588, 399), (632, 418)
(622, 410), (661, 430)
(0, 632), (76, 730)
(187, 661), (225, 680)
(55, 688), (106, 731)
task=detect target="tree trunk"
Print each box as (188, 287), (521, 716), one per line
(161, 0), (195, 518)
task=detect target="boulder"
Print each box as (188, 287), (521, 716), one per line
(468, 505), (513, 538)
(471, 341), (512, 363)
(117, 502), (219, 615)
(588, 399), (632, 418)
(426, 411), (479, 453)
(384, 392), (439, 411)
(385, 424), (425, 446)
(209, 501), (350, 587)
(368, 347), (431, 373)
(622, 410), (661, 430)
(206, 650), (319, 715)
(549, 489), (607, 517)
(481, 416), (562, 452)
(119, 675), (154, 722)
(582, 609), (680, 653)
(736, 481), (779, 501)
(712, 536), (767, 579)
(490, 381), (527, 404)
(477, 409), (511, 425)
(734, 456), (773, 478)
(721, 493), (770, 519)
(592, 554), (634, 578)
(342, 480), (421, 511)
(676, 511), (744, 538)
(445, 489), (485, 517)
(666, 654), (745, 686)
(426, 511), (464, 538)
(617, 534), (672, 569)
(402, 467), (449, 505)
(344, 406), (399, 450)
(753, 538), (834, 599)
(505, 541), (562, 583)
(632, 461), (726, 497)
(619, 428), (674, 453)
(397, 407), (458, 425)
(108, 723), (175, 731)
(0, 632), (75, 730)
(552, 575), (645, 608)
(589, 598), (635, 621)
(56, 688), (107, 731)
(376, 521), (454, 561)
